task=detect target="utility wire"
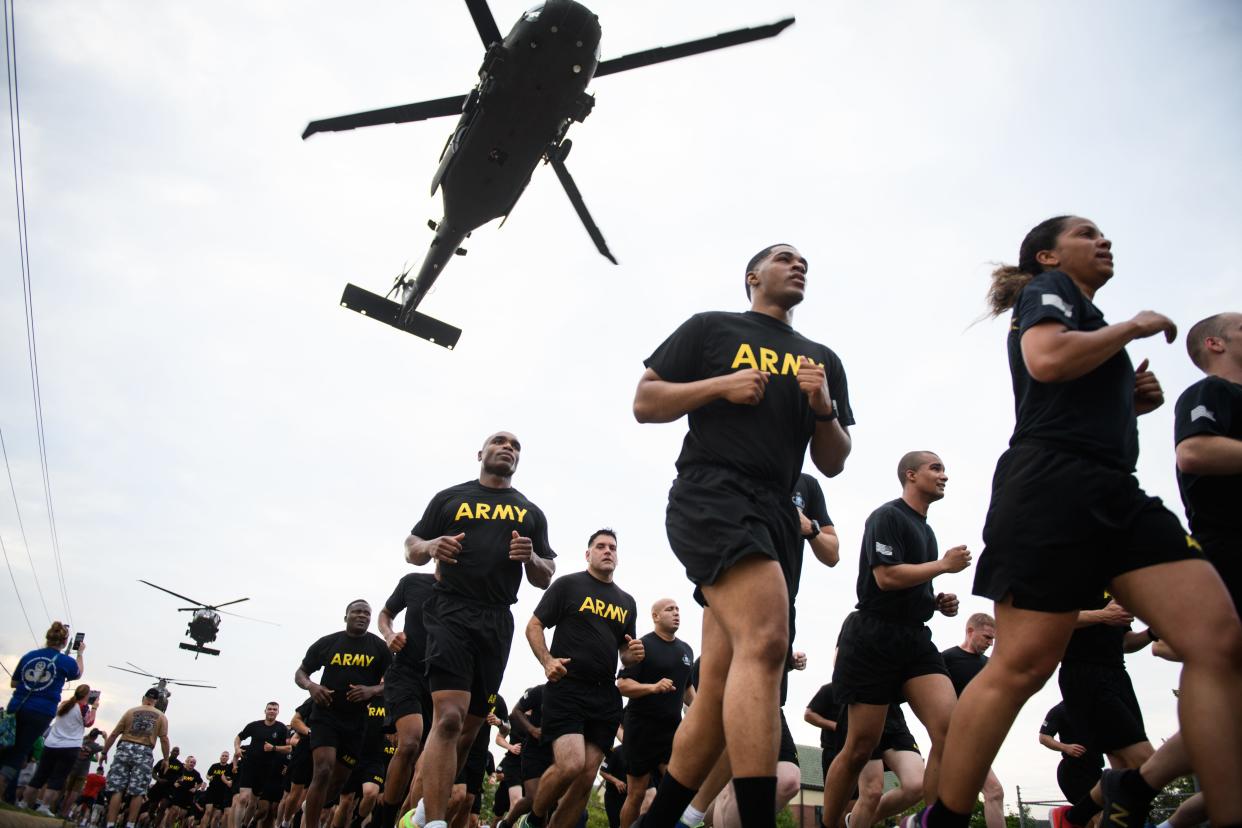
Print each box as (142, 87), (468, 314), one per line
(1, 423), (52, 622)
(0, 529), (38, 645)
(4, 0), (71, 625)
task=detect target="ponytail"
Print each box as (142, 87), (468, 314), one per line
(57, 683), (89, 718)
(985, 215), (1073, 317)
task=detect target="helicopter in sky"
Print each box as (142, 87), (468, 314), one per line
(139, 580), (278, 658)
(303, 0), (794, 348)
(109, 663), (216, 713)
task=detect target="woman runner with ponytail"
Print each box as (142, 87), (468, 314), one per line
(903, 216), (1242, 828)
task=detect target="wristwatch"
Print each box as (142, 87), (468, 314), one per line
(805, 519), (821, 540)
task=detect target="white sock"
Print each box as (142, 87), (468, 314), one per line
(414, 799), (427, 828)
(424, 822), (447, 828)
(680, 805), (705, 825)
(1156, 822), (1172, 828)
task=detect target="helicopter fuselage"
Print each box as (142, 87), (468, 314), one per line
(404, 0), (602, 312)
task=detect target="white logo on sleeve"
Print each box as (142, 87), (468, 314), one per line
(1041, 294), (1074, 317)
(1190, 405), (1216, 423)
(875, 542), (894, 557)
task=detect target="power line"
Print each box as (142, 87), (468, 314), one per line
(0, 423), (52, 622)
(4, 0), (71, 626)
(0, 528), (38, 645)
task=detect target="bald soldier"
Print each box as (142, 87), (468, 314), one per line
(616, 599), (694, 828)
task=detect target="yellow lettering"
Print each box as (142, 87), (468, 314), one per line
(330, 653), (342, 666)
(731, 343), (757, 370)
(782, 352), (800, 375)
(759, 347), (778, 373)
(515, 507), (528, 522)
(606, 604), (628, 623)
(493, 504), (514, 521)
(476, 503), (491, 519)
(578, 597), (595, 614)
(454, 502), (474, 521)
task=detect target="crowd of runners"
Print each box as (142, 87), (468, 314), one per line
(5, 223), (1241, 828)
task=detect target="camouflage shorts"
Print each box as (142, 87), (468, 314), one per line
(105, 740), (153, 797)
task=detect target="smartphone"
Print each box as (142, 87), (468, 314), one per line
(71, 632), (85, 651)
(88, 689), (101, 704)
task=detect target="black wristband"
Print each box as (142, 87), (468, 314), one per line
(1147, 628), (1159, 642)
(814, 409), (837, 423)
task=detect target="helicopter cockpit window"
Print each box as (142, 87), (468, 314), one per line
(523, 5), (543, 22)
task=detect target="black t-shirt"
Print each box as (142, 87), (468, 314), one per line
(467, 692), (509, 762)
(1008, 270), (1138, 471)
(806, 683), (840, 750)
(600, 745), (626, 781)
(788, 473), (833, 609)
(1062, 595), (1128, 668)
(940, 646), (988, 696)
(411, 479), (556, 605)
(618, 633), (694, 722)
(358, 699), (388, 761)
(174, 767), (202, 791)
(643, 310), (855, 492)
(533, 571), (637, 683)
(516, 685), (545, 729)
(205, 763), (230, 792)
(1175, 375), (1242, 548)
(1041, 701), (1103, 767)
(299, 630), (393, 720)
(237, 719), (289, 766)
(855, 498), (938, 623)
(384, 573), (438, 670)
(157, 757), (184, 783)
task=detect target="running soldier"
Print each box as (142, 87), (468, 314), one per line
(202, 753), (232, 828)
(940, 614), (1003, 828)
(633, 243), (854, 828)
(101, 688), (170, 828)
(519, 528), (643, 828)
(234, 702), (291, 828)
(404, 431), (555, 828)
(295, 600), (391, 828)
(822, 451), (968, 828)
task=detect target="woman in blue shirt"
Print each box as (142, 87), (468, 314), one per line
(1, 621), (84, 802)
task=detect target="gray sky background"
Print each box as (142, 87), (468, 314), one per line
(2, 0), (1239, 812)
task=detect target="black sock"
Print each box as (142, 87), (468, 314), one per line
(732, 776), (776, 828)
(925, 801), (972, 828)
(1117, 769), (1158, 802)
(1066, 794), (1102, 826)
(640, 773), (698, 828)
(527, 811), (545, 828)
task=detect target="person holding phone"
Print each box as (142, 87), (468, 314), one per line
(1, 621), (85, 803)
(21, 683), (97, 815)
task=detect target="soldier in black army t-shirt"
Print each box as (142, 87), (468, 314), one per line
(294, 599), (391, 828)
(373, 572), (438, 828)
(233, 701), (291, 828)
(521, 529), (643, 828)
(633, 244), (854, 828)
(823, 451), (969, 828)
(405, 431), (556, 828)
(616, 598), (693, 828)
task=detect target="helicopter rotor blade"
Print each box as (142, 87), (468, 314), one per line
(594, 17), (794, 78)
(139, 580), (208, 608)
(109, 665), (153, 678)
(464, 0), (503, 48)
(549, 152), (617, 265)
(217, 608), (281, 627)
(169, 681), (217, 689)
(211, 597), (251, 609)
(302, 95), (468, 140)
(126, 662), (156, 676)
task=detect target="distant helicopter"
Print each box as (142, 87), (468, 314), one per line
(303, 0), (794, 348)
(109, 663), (216, 713)
(139, 580), (278, 658)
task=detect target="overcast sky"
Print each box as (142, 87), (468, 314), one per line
(2, 0), (1239, 813)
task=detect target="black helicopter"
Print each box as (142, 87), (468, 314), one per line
(303, 0), (794, 348)
(140, 580), (277, 658)
(108, 663), (216, 713)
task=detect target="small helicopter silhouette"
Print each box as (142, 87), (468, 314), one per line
(108, 663), (216, 713)
(140, 580), (278, 658)
(303, 0), (794, 347)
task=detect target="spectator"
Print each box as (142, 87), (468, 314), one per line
(22, 683), (97, 815)
(60, 726), (106, 817)
(1, 621), (85, 802)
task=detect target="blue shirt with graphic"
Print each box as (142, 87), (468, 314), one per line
(7, 647), (81, 717)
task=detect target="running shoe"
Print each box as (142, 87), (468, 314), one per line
(898, 808), (928, 828)
(1049, 805), (1083, 828)
(1099, 769), (1155, 828)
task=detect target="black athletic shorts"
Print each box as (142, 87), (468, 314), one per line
(206, 785), (231, 809)
(237, 757), (282, 796)
(976, 443), (1198, 613)
(171, 788), (196, 809)
(498, 748), (522, 786)
(344, 757), (385, 795)
(834, 704), (921, 762)
(308, 709), (365, 763)
(664, 465), (800, 605)
(541, 678), (624, 752)
(423, 593), (515, 716)
(384, 661), (433, 730)
(831, 611), (949, 705)
(1057, 756), (1103, 804)
(520, 737), (554, 782)
(289, 744), (313, 787)
(455, 747), (488, 797)
(777, 710), (798, 765)
(621, 712), (679, 777)
(1058, 662), (1147, 753)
